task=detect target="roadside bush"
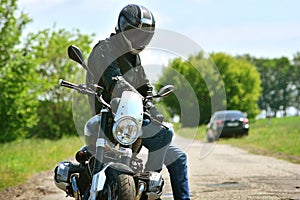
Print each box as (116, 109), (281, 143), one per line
(28, 100), (77, 139)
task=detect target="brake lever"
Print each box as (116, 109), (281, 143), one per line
(76, 84), (96, 95)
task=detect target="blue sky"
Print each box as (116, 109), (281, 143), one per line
(18, 0), (300, 59)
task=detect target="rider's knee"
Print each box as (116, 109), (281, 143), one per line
(165, 128), (174, 142)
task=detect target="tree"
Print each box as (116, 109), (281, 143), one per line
(157, 58), (203, 126)
(0, 0), (31, 65)
(211, 53), (262, 118)
(158, 52), (261, 126)
(24, 28), (94, 139)
(157, 52), (227, 126)
(246, 56), (294, 117)
(0, 0), (35, 142)
(292, 52), (300, 115)
(0, 0), (94, 142)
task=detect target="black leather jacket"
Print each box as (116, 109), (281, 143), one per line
(87, 33), (153, 115)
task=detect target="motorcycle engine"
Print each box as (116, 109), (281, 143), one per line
(54, 161), (87, 198)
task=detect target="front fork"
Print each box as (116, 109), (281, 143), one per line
(93, 108), (108, 173)
(89, 108), (108, 200)
(89, 109), (134, 200)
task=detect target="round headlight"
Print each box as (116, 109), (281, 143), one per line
(112, 117), (140, 145)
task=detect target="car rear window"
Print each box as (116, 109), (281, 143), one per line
(215, 112), (244, 119)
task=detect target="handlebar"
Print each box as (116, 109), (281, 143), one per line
(59, 79), (102, 95)
(59, 79), (111, 109)
(59, 79), (169, 129)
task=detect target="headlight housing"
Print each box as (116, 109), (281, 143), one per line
(112, 116), (140, 146)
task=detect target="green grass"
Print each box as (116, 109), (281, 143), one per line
(220, 116), (300, 163)
(0, 136), (83, 190)
(176, 116), (300, 163)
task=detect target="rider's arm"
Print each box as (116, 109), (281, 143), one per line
(136, 66), (154, 98)
(134, 55), (154, 98)
(135, 65), (164, 122)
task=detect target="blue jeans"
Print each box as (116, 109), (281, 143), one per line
(142, 119), (173, 171)
(142, 120), (190, 200)
(165, 146), (190, 200)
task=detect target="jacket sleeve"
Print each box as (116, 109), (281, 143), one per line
(135, 65), (154, 98)
(86, 40), (123, 115)
(100, 61), (122, 95)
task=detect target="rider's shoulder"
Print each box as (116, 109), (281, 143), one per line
(94, 36), (113, 51)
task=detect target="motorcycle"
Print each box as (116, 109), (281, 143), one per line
(54, 45), (174, 200)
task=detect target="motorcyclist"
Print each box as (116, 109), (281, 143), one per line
(85, 4), (190, 200)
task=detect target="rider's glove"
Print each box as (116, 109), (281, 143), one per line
(149, 106), (164, 123)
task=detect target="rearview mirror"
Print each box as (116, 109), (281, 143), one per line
(154, 85), (174, 98)
(68, 45), (87, 70)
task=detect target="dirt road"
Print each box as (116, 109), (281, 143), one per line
(1, 137), (300, 200)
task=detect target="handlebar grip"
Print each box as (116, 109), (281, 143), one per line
(58, 79), (98, 96)
(59, 79), (78, 89)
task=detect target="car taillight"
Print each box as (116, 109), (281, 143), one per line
(243, 118), (249, 124)
(216, 119), (223, 126)
(239, 118), (249, 124)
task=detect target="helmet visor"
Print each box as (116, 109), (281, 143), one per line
(123, 25), (154, 50)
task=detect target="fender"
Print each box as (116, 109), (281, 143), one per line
(108, 162), (135, 175)
(89, 162), (134, 199)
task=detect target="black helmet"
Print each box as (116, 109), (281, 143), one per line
(118, 4), (155, 52)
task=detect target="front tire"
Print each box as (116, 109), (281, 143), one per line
(97, 169), (136, 200)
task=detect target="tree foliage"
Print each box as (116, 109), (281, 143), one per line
(157, 52), (227, 126)
(292, 52), (300, 114)
(157, 52), (261, 126)
(0, 0), (35, 142)
(0, 0), (31, 64)
(0, 0), (94, 142)
(211, 53), (262, 118)
(242, 55), (297, 116)
(24, 28), (94, 139)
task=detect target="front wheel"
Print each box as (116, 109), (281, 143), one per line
(97, 169), (136, 200)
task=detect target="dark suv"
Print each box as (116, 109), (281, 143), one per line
(206, 110), (249, 142)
